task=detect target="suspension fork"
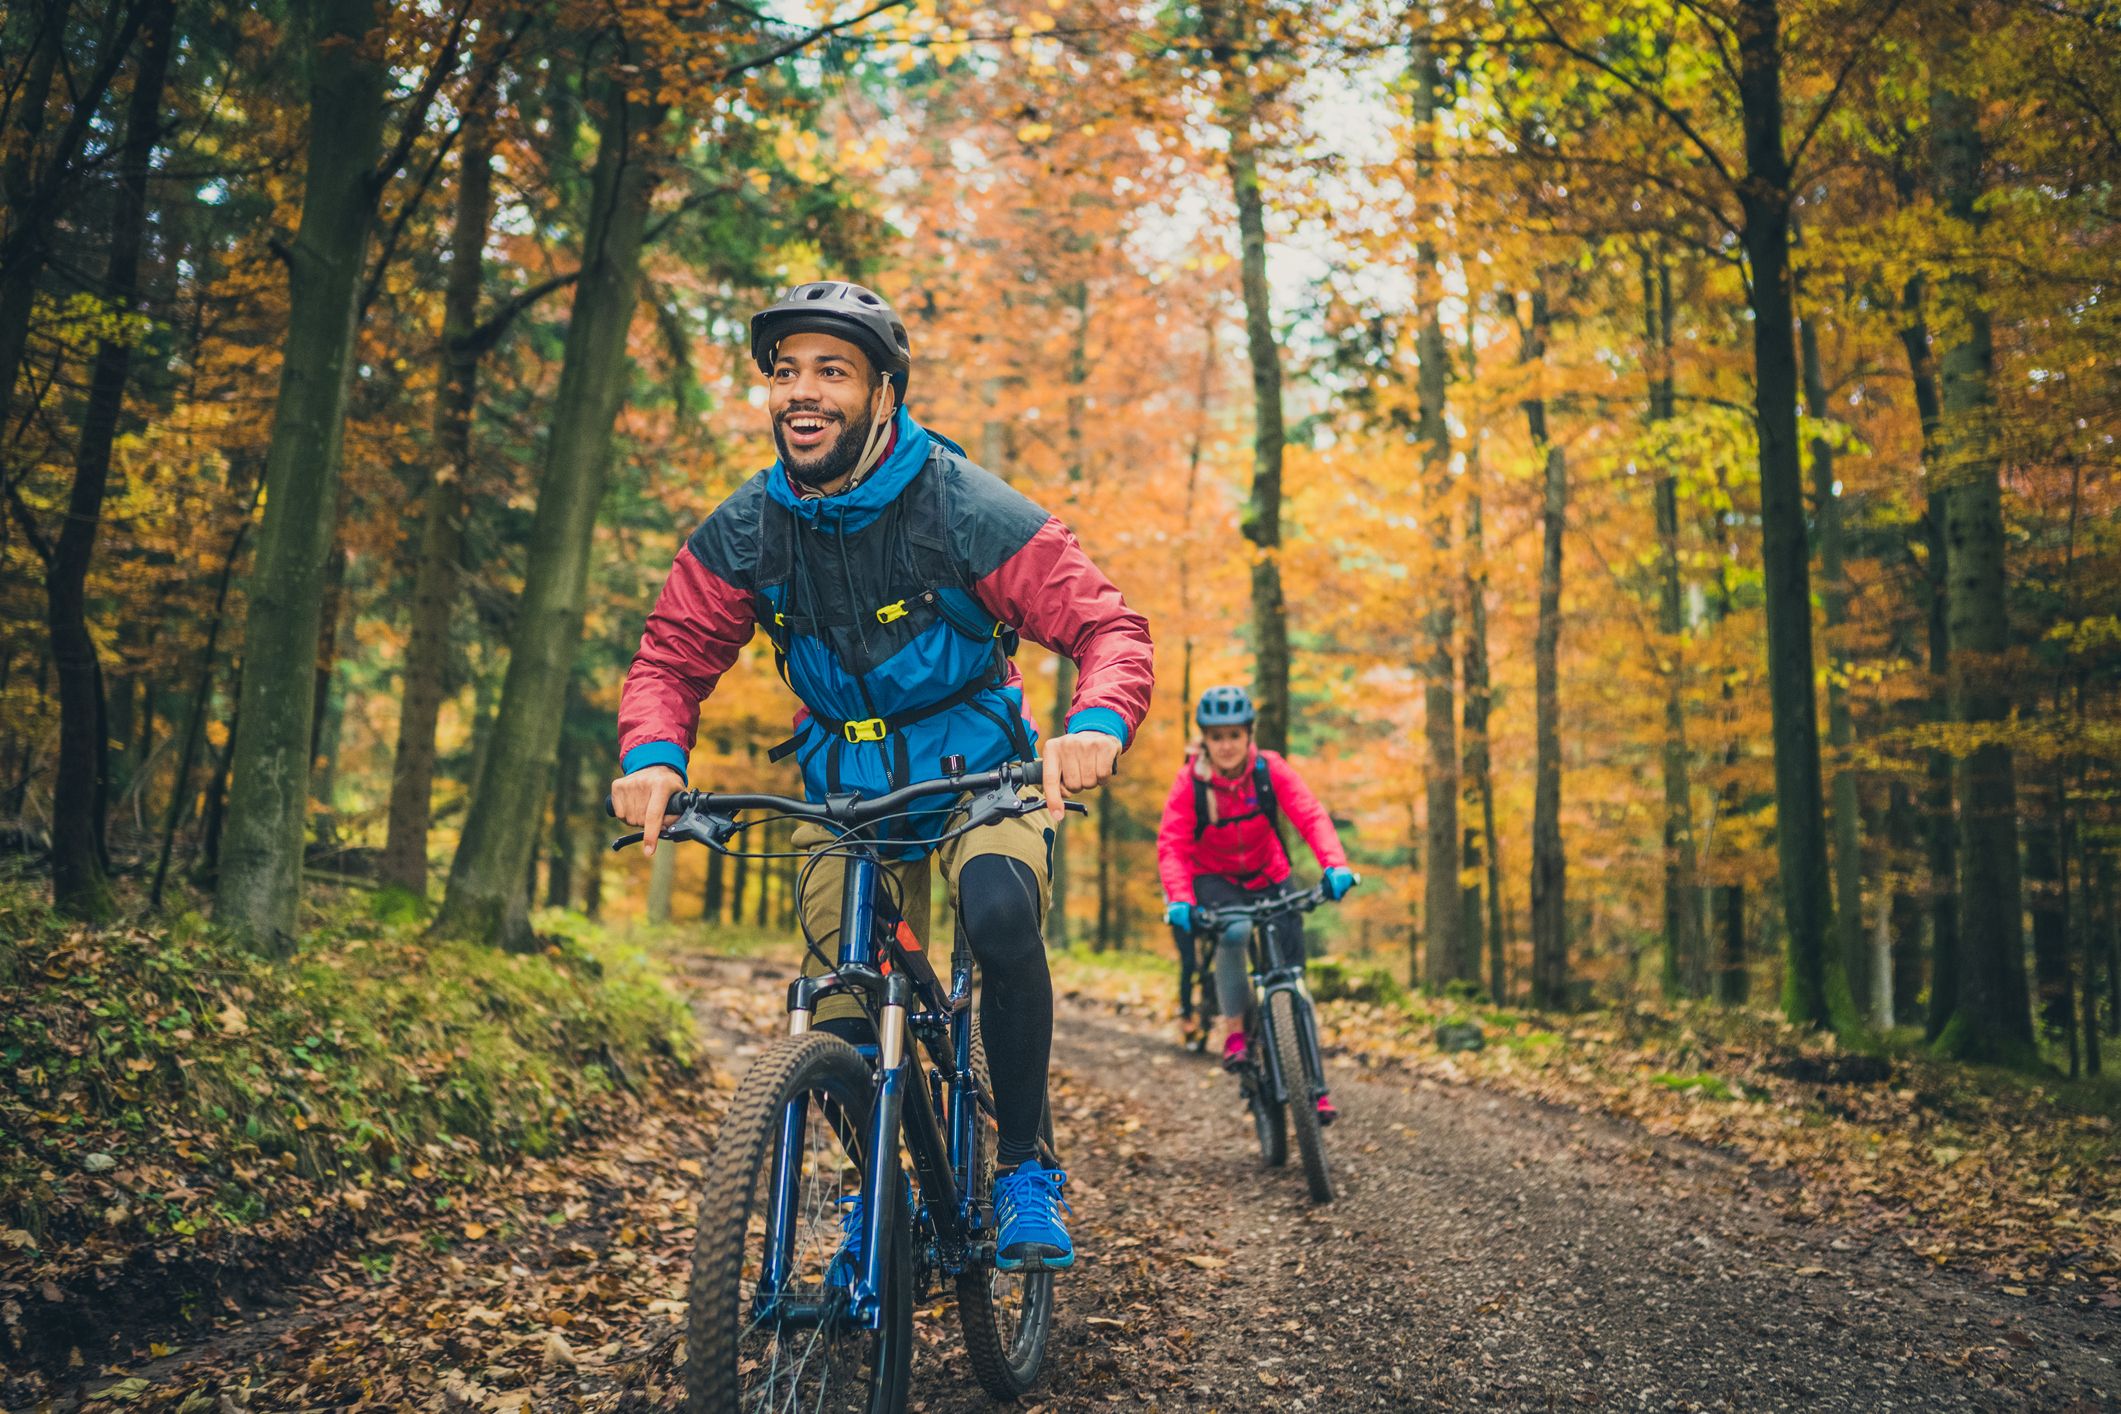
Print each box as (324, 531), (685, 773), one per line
(850, 969), (912, 1328)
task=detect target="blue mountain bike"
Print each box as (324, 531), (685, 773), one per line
(612, 758), (1077, 1412)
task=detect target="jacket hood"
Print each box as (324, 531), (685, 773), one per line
(766, 405), (931, 535)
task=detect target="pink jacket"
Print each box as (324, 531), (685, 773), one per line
(1155, 747), (1348, 904)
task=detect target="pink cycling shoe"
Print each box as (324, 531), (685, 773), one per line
(1315, 1095), (1339, 1127)
(1220, 1031), (1249, 1072)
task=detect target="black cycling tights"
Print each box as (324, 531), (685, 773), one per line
(817, 854), (1052, 1173)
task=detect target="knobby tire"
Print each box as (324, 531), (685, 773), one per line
(1270, 988), (1334, 1203)
(686, 1033), (913, 1414)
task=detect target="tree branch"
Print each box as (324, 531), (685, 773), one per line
(369, 0), (474, 191)
(460, 269), (584, 355)
(719, 0), (911, 80)
(1516, 0), (1740, 194)
(1788, 0), (1908, 174)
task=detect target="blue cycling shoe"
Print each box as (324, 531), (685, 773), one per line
(995, 1158), (1075, 1271)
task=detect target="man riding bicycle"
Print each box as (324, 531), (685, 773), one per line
(1157, 686), (1354, 1121)
(611, 281), (1153, 1271)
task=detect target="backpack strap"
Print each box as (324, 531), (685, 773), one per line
(1253, 754), (1281, 837)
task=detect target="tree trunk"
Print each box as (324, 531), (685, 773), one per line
(199, 678), (239, 882)
(1800, 308), (1867, 1014)
(1645, 251), (1703, 998)
(1888, 781), (1926, 1023)
(213, 0), (388, 949)
(151, 509), (253, 908)
(1411, 37), (1462, 990)
(704, 820), (725, 921)
(382, 101), (493, 894)
(730, 825), (750, 927)
(546, 689), (580, 910)
(45, 0), (175, 919)
(307, 540), (351, 843)
(1899, 279), (1962, 1041)
(0, 0), (69, 425)
(1929, 51), (2032, 1061)
(1734, 0), (1851, 1031)
(1465, 489), (1501, 1002)
(1460, 316), (1504, 1001)
(1223, 95), (1290, 754)
(1523, 286), (1569, 1011)
(434, 81), (660, 949)
(2028, 778), (2073, 1057)
(1047, 654), (1077, 946)
(646, 833), (675, 925)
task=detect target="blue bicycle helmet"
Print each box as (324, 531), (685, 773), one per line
(1195, 685), (1256, 728)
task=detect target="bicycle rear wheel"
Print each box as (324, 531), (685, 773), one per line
(1269, 989), (1334, 1203)
(686, 1034), (912, 1414)
(1242, 998), (1286, 1168)
(956, 1014), (1057, 1400)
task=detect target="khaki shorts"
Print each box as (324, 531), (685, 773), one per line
(792, 796), (1056, 1024)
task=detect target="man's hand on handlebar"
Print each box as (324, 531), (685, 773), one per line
(610, 764), (686, 858)
(1041, 732), (1121, 822)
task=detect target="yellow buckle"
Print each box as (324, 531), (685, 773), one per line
(774, 612), (786, 627)
(992, 620), (1007, 638)
(875, 600), (909, 625)
(843, 717), (888, 743)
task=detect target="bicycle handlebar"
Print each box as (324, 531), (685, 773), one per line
(605, 758), (1080, 852)
(1191, 876), (1357, 931)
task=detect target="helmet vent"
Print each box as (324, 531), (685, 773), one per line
(803, 286), (827, 300)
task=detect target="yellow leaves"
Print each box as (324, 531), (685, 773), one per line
(217, 1001), (249, 1036)
(1016, 121), (1055, 145)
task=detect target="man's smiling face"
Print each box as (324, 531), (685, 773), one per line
(768, 331), (885, 491)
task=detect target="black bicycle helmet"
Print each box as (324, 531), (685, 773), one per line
(749, 280), (912, 399)
(1196, 685), (1256, 728)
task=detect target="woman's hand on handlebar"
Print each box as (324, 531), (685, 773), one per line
(1041, 732), (1121, 821)
(610, 765), (685, 857)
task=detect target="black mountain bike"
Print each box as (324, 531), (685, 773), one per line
(1193, 882), (1348, 1204)
(611, 758), (1080, 1412)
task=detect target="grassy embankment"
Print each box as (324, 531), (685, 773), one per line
(0, 884), (697, 1365)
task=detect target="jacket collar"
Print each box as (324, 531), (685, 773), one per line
(767, 405), (929, 534)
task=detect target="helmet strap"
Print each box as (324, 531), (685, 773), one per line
(845, 379), (898, 487)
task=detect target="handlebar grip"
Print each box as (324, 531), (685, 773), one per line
(604, 793), (616, 818)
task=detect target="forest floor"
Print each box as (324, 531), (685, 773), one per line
(8, 938), (2117, 1412)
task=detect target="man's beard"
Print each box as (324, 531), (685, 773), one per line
(775, 402), (876, 490)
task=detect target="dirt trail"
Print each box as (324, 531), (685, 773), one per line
(21, 956), (2118, 1411)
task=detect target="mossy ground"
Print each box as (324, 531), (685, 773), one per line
(0, 883), (695, 1268)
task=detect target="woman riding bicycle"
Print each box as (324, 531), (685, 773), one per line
(1156, 686), (1355, 1120)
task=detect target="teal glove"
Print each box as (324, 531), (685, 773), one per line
(1323, 867), (1357, 901)
(1164, 901), (1194, 933)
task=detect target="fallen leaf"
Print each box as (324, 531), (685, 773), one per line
(1182, 1255), (1227, 1270)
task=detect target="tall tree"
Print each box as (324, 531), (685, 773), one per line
(43, 0), (174, 918)
(1644, 250), (1703, 997)
(434, 77), (661, 948)
(1928, 18), (2032, 1061)
(1799, 305), (1864, 1009)
(381, 96), (494, 895)
(1203, 0), (1291, 754)
(213, 0), (396, 947)
(1524, 283), (1570, 1009)
(1413, 32), (1464, 990)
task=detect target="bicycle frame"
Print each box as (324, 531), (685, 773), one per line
(759, 844), (996, 1332)
(1200, 890), (1334, 1112)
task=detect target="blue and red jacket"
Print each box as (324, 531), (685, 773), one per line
(618, 406), (1154, 855)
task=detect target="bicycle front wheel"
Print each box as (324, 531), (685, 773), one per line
(1243, 997), (1286, 1168)
(686, 1033), (912, 1414)
(956, 1012), (1057, 1400)
(1269, 989), (1335, 1203)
